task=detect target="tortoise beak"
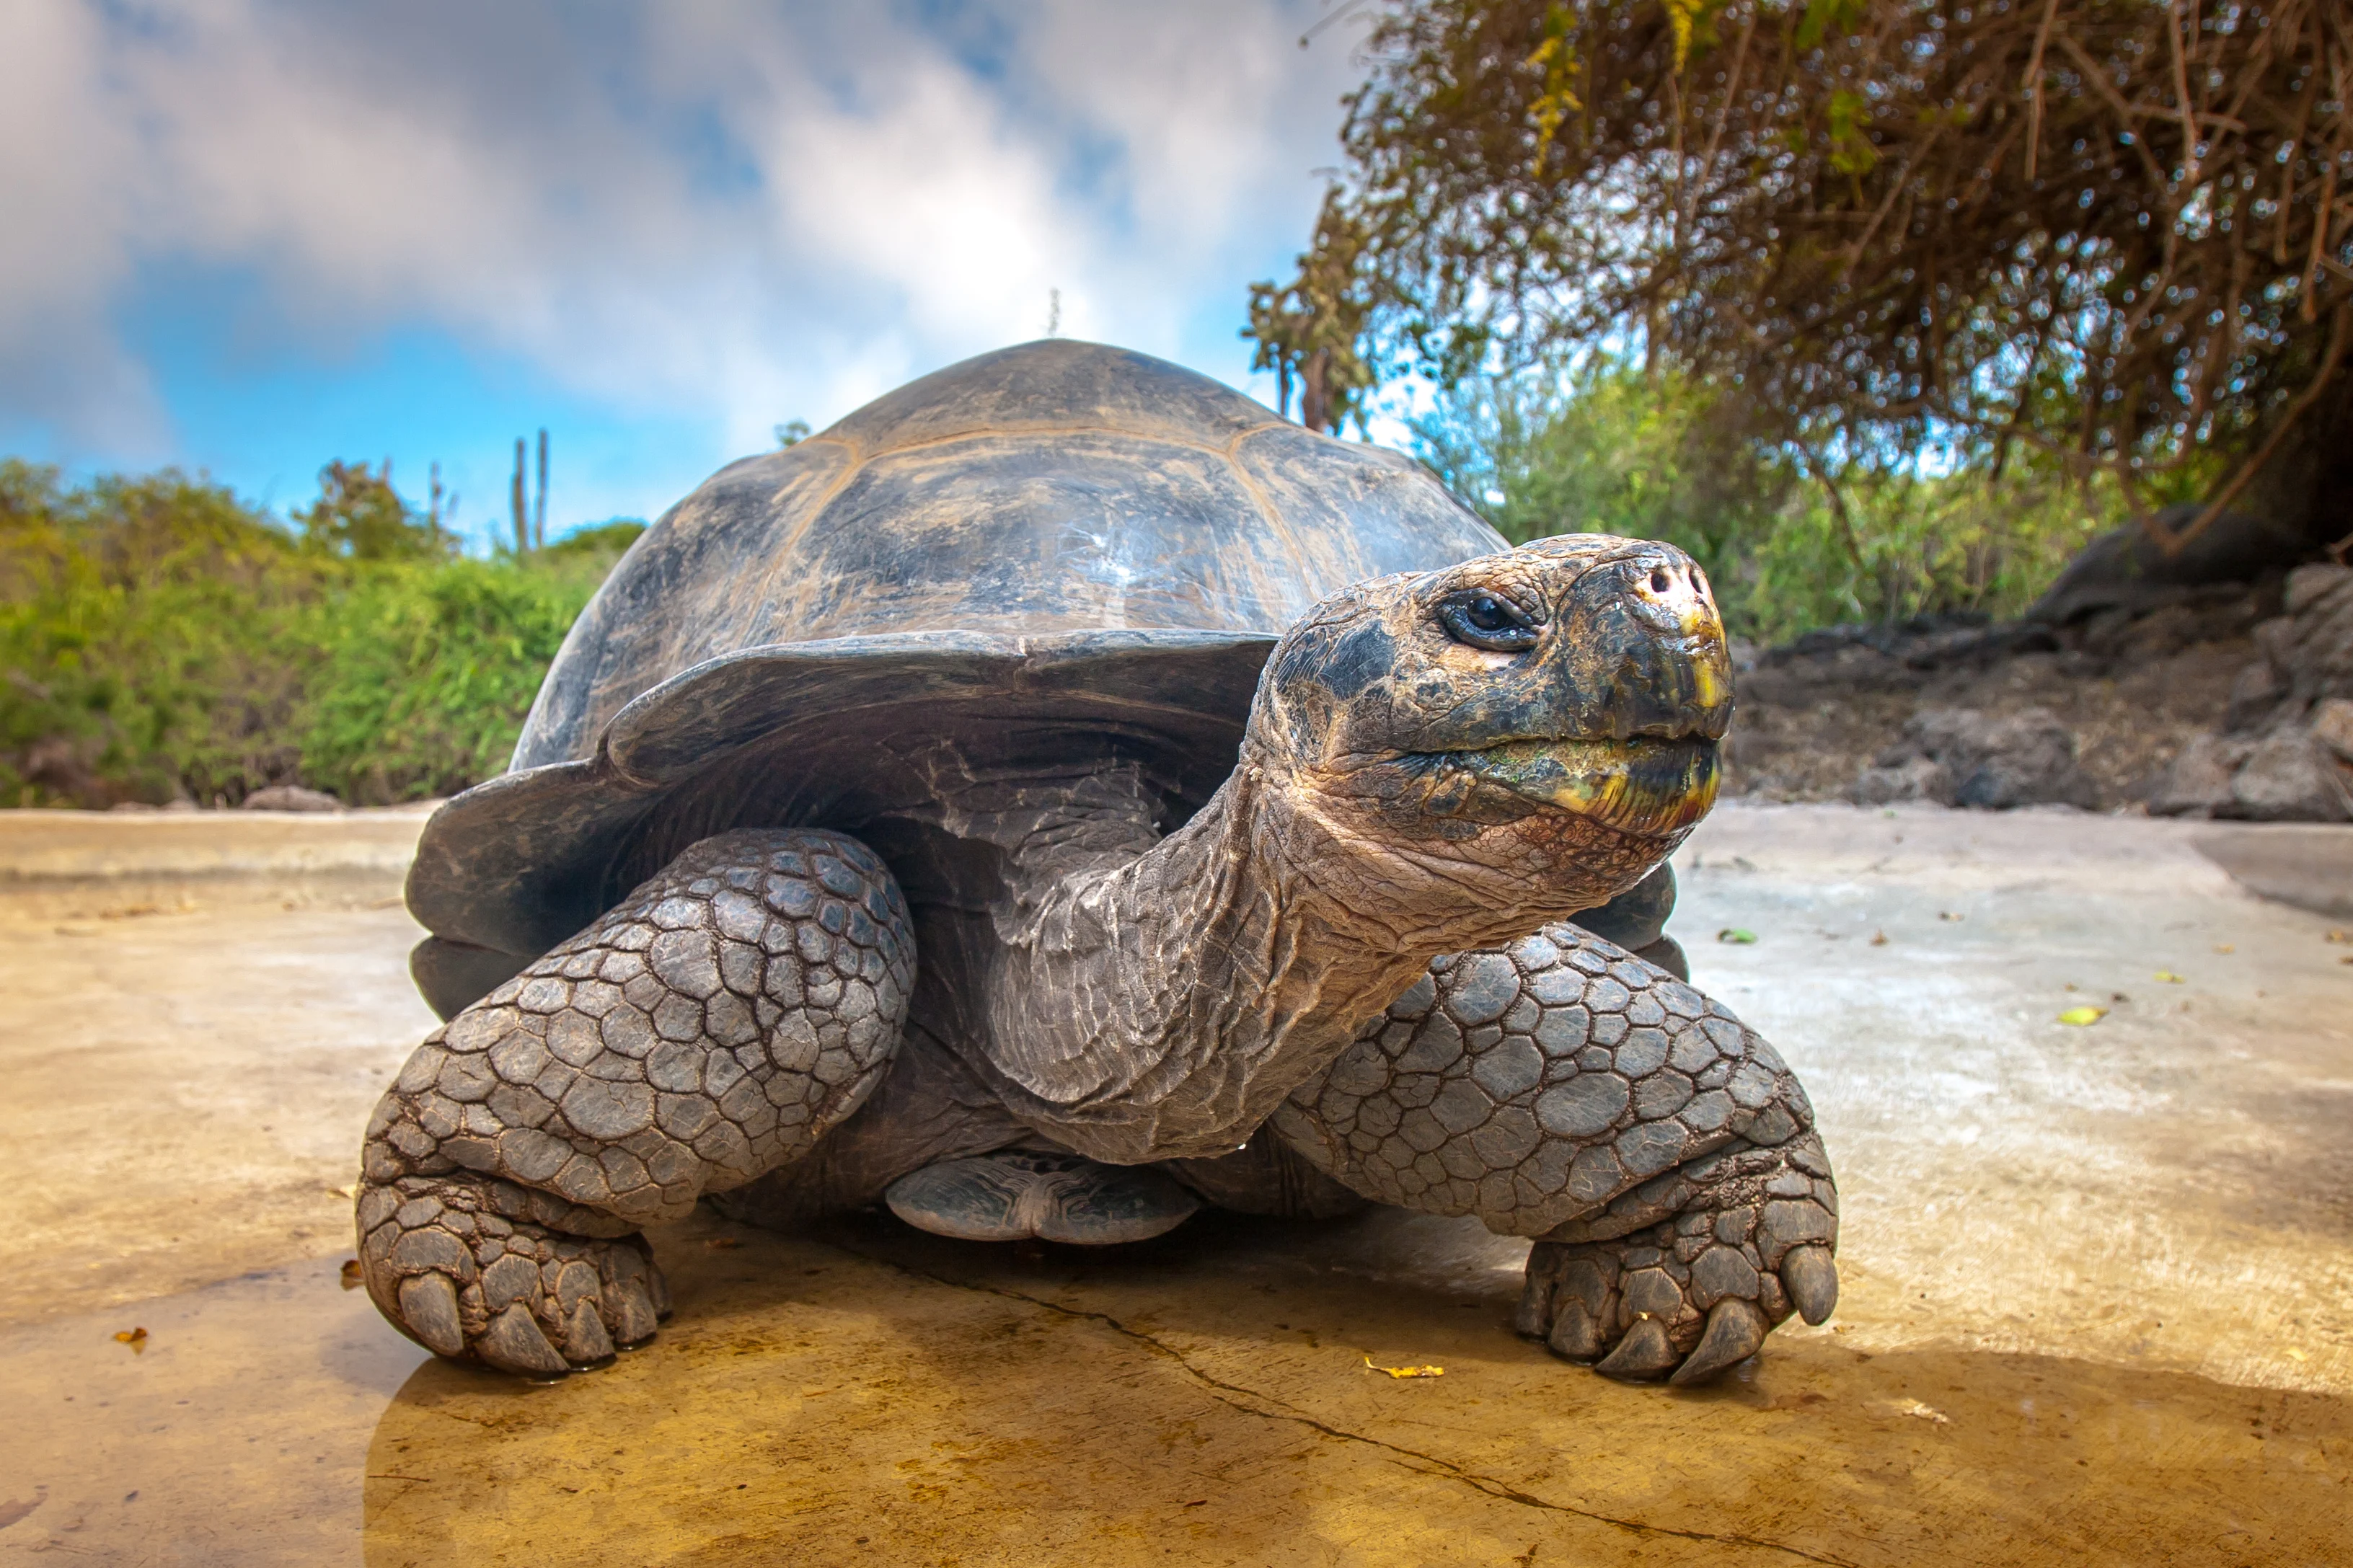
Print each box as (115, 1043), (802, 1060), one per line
(1455, 735), (1721, 836)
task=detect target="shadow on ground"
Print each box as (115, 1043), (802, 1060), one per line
(357, 1208), (2350, 1567)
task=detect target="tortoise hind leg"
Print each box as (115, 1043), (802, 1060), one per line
(885, 1150), (1199, 1244)
(356, 827), (916, 1376)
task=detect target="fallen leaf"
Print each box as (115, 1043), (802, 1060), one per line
(1894, 1398), (1950, 1424)
(2154, 970), (2186, 984)
(2057, 1006), (2109, 1026)
(1364, 1355), (1445, 1378)
(2213, 944), (2235, 954)
(327, 1185), (356, 1200)
(2286, 1348), (2308, 1363)
(339, 1259), (364, 1290)
(1938, 911), (1964, 922)
(706, 1236), (745, 1250)
(1716, 928), (1757, 945)
(113, 1326), (148, 1351)
(2326, 929), (2349, 945)
(1869, 930), (1887, 946)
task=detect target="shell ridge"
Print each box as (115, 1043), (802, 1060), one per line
(750, 435), (868, 645)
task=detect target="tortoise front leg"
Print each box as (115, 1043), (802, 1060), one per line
(356, 828), (914, 1376)
(1268, 923), (1837, 1385)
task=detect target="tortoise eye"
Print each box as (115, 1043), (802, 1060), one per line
(1438, 590), (1541, 652)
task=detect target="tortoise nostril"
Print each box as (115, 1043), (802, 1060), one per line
(1649, 568), (1672, 593)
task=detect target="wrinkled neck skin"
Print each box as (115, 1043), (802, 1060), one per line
(971, 746), (1677, 1165)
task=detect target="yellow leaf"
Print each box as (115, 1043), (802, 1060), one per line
(113, 1326), (148, 1350)
(2153, 971), (2186, 984)
(2057, 1006), (2108, 1026)
(1364, 1355), (1445, 1378)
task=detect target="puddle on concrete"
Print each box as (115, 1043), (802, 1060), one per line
(0, 1258), (425, 1565)
(6, 1210), (2347, 1567)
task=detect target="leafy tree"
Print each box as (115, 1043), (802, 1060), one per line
(296, 459), (454, 561)
(1411, 356), (2112, 639)
(1245, 192), (1380, 432)
(0, 460), (620, 807)
(1253, 0), (2353, 559)
(544, 518), (648, 560)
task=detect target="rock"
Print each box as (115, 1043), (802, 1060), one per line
(1847, 756), (1954, 806)
(241, 784), (343, 812)
(1856, 707), (2093, 810)
(2230, 731), (2350, 823)
(2227, 567), (2353, 735)
(2028, 504), (2311, 624)
(2283, 563), (2353, 619)
(2313, 698), (2353, 764)
(2223, 655), (2290, 731)
(2147, 735), (2255, 818)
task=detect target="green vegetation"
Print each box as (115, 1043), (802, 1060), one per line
(0, 459), (642, 808)
(1407, 358), (2191, 645)
(1256, 0), (2352, 560)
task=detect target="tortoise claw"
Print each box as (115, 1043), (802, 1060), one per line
(478, 1302), (570, 1378)
(395, 1273), (466, 1357)
(1783, 1244), (1840, 1325)
(1547, 1298), (1607, 1360)
(1594, 1316), (1679, 1381)
(564, 1298), (616, 1363)
(1669, 1298), (1767, 1386)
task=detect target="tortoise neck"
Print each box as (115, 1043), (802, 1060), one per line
(974, 753), (1437, 1164)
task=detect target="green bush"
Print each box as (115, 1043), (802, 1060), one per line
(1408, 360), (2127, 645)
(0, 459), (637, 807)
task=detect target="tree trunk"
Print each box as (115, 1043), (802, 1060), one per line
(1299, 350), (1330, 433)
(2238, 389), (2353, 560)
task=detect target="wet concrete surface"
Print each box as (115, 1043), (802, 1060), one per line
(0, 802), (2347, 1565)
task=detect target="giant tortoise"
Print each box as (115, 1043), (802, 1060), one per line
(358, 340), (1838, 1387)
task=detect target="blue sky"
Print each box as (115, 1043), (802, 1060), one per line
(0, 1), (1372, 549)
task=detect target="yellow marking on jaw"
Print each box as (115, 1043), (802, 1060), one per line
(1690, 654), (1726, 712)
(1470, 737), (1720, 836)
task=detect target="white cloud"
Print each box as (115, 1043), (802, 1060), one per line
(0, 0), (1371, 461)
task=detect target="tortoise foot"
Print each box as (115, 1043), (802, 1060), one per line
(357, 1175), (671, 1378)
(886, 1151), (1199, 1245)
(1516, 1135), (1839, 1386)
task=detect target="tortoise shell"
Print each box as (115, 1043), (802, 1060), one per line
(407, 340), (1506, 973)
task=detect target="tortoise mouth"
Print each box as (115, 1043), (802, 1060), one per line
(1432, 735), (1721, 837)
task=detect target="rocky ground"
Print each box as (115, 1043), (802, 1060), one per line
(1721, 562), (2353, 820)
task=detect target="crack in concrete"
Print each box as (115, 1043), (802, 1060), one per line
(821, 1240), (1860, 1567)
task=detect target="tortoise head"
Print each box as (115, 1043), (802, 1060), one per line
(1244, 533), (1731, 930)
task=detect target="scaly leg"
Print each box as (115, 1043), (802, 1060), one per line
(356, 828), (915, 1376)
(1269, 923), (1837, 1384)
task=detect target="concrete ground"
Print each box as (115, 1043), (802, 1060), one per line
(0, 803), (2347, 1566)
